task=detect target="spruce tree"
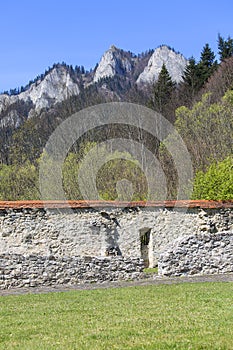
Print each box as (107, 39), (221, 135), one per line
(200, 44), (216, 67)
(218, 34), (233, 61)
(149, 63), (175, 114)
(181, 57), (200, 99)
(198, 43), (218, 87)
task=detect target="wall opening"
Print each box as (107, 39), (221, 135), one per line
(139, 228), (152, 267)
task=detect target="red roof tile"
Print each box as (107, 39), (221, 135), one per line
(0, 200), (232, 209)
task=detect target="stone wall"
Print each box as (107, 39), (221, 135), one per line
(158, 231), (233, 276)
(0, 254), (144, 289)
(0, 201), (232, 287)
(0, 204), (232, 267)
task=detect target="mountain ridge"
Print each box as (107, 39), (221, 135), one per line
(0, 44), (188, 128)
(1, 44), (187, 93)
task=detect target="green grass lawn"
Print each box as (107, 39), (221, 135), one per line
(0, 282), (233, 349)
(143, 267), (158, 274)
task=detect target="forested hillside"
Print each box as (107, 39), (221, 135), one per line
(0, 35), (232, 200)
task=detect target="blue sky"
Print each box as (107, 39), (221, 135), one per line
(1, 0), (233, 91)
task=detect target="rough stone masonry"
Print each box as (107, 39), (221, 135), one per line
(0, 200), (232, 289)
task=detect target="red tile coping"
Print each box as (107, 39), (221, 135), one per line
(0, 200), (232, 210)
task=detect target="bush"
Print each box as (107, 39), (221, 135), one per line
(0, 162), (39, 200)
(191, 156), (233, 200)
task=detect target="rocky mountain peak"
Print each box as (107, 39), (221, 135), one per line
(109, 44), (118, 51)
(136, 45), (188, 85)
(0, 44), (188, 130)
(93, 45), (134, 83)
(0, 65), (80, 118)
(21, 65), (80, 110)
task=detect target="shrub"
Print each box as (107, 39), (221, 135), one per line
(191, 156), (233, 200)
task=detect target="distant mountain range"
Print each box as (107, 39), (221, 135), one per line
(0, 45), (188, 129)
(94, 44), (187, 84)
(1, 42), (232, 202)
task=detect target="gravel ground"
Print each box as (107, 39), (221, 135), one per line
(1, 273), (233, 296)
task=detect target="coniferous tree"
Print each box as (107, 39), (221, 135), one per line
(148, 63), (175, 115)
(198, 43), (218, 87)
(179, 44), (218, 107)
(200, 43), (216, 67)
(218, 34), (233, 61)
(181, 57), (200, 101)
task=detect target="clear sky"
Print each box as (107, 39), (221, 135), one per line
(1, 0), (233, 91)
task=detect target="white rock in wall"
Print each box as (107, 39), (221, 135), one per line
(158, 231), (233, 276)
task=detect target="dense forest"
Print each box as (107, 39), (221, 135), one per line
(0, 35), (232, 201)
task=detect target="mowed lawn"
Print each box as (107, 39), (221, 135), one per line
(0, 282), (232, 349)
